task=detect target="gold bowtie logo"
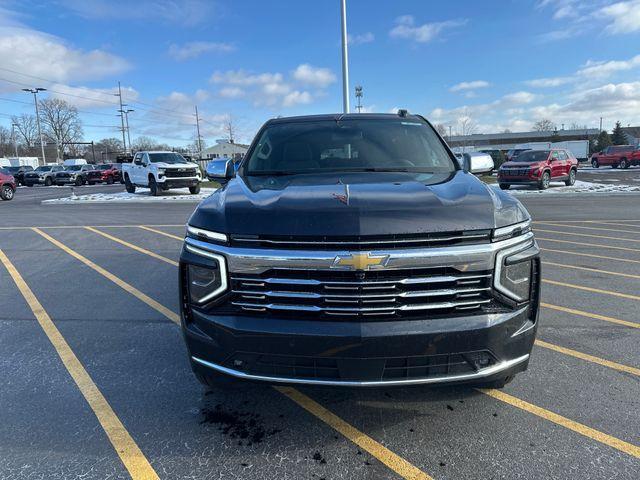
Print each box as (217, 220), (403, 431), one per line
(332, 253), (390, 270)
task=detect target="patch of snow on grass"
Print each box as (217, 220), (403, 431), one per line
(43, 187), (218, 204)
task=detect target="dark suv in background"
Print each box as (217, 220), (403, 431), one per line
(3, 165), (34, 186)
(23, 165), (65, 186)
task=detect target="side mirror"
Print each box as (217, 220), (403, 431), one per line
(468, 154), (494, 174)
(206, 159), (235, 181)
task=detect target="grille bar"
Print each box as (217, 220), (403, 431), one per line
(232, 233), (489, 246)
(233, 287), (489, 300)
(232, 273), (491, 287)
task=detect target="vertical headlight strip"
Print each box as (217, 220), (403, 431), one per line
(494, 240), (536, 302)
(184, 244), (228, 304)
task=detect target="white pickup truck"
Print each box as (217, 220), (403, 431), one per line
(122, 151), (201, 196)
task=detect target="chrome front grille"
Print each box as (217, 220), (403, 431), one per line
(165, 169), (197, 178)
(230, 269), (494, 319)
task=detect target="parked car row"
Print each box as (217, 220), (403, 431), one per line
(590, 145), (640, 169)
(21, 163), (125, 187)
(497, 148), (579, 190)
(0, 167), (16, 201)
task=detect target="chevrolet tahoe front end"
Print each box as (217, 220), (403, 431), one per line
(179, 113), (541, 388)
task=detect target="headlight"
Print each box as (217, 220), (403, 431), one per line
(185, 246), (228, 303)
(494, 242), (538, 302)
(493, 220), (531, 242)
(186, 225), (228, 244)
(158, 168), (165, 175)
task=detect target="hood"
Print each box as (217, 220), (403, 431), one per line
(155, 162), (198, 169)
(500, 161), (540, 168)
(189, 171), (529, 237)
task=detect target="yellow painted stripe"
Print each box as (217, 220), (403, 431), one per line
(535, 222), (640, 234)
(0, 249), (160, 480)
(543, 279), (640, 302)
(540, 247), (640, 265)
(534, 340), (640, 376)
(0, 224), (183, 231)
(138, 225), (183, 241)
(541, 302), (640, 329)
(479, 388), (640, 459)
(533, 219), (640, 224)
(276, 386), (432, 480)
(593, 221), (640, 229)
(85, 227), (178, 267)
(542, 261), (640, 280)
(536, 236), (640, 253)
(32, 228), (180, 325)
(535, 228), (640, 244)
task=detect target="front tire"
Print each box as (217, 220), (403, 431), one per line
(44, 177), (53, 187)
(124, 175), (136, 194)
(499, 183), (510, 190)
(149, 176), (159, 196)
(106, 176), (114, 185)
(538, 171), (550, 190)
(1, 185), (14, 201)
(591, 158), (599, 168)
(189, 184), (201, 194)
(620, 158), (629, 169)
(75, 177), (83, 186)
(565, 168), (576, 186)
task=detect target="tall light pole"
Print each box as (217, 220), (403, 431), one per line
(119, 108), (134, 152)
(11, 123), (19, 160)
(22, 87), (47, 165)
(340, 0), (350, 113)
(194, 105), (203, 155)
(355, 85), (363, 113)
(114, 81), (127, 153)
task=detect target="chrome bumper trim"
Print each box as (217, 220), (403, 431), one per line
(191, 353), (530, 387)
(184, 232), (535, 274)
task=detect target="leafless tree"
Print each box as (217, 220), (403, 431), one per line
(11, 114), (39, 147)
(532, 119), (556, 132)
(435, 124), (448, 137)
(38, 98), (83, 159)
(569, 122), (587, 130)
(502, 128), (512, 134)
(457, 113), (478, 137)
(0, 126), (12, 156)
(132, 136), (163, 151)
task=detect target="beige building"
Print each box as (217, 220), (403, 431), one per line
(201, 140), (249, 160)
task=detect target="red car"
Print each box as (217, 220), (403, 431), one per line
(590, 145), (640, 169)
(0, 168), (17, 201)
(87, 163), (123, 184)
(497, 149), (578, 190)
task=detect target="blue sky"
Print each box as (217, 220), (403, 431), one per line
(0, 0), (639, 146)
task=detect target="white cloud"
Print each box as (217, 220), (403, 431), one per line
(60, 0), (216, 27)
(48, 84), (139, 108)
(168, 41), (234, 61)
(450, 80), (490, 92)
(348, 32), (375, 45)
(577, 54), (640, 77)
(525, 76), (575, 88)
(282, 91), (313, 108)
(501, 91), (537, 105)
(292, 64), (336, 88)
(210, 70), (284, 86)
(599, 0), (640, 34)
(218, 87), (245, 99)
(389, 15), (467, 43)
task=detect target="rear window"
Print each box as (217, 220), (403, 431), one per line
(245, 118), (455, 175)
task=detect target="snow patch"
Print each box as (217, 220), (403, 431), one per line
(494, 180), (640, 195)
(42, 187), (218, 204)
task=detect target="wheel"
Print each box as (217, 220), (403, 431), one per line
(591, 158), (599, 168)
(149, 176), (159, 196)
(106, 176), (114, 185)
(620, 158), (629, 169)
(44, 177), (53, 186)
(538, 171), (550, 190)
(26, 183), (34, 187)
(124, 175), (136, 194)
(75, 177), (83, 186)
(88, 182), (95, 186)
(189, 184), (201, 194)
(499, 183), (510, 190)
(56, 182), (64, 187)
(612, 164), (618, 169)
(476, 375), (514, 389)
(565, 168), (576, 186)
(0, 185), (14, 201)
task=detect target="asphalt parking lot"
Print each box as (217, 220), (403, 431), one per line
(1, 187), (639, 480)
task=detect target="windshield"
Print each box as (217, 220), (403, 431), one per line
(66, 165), (82, 171)
(96, 165), (111, 170)
(5, 167), (20, 172)
(245, 119), (455, 175)
(511, 150), (549, 163)
(0, 168), (8, 175)
(35, 166), (51, 172)
(149, 153), (187, 164)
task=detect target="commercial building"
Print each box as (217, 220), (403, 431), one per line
(200, 139), (249, 161)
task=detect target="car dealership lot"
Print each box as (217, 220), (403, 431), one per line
(1, 196), (639, 480)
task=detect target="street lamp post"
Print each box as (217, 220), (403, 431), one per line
(355, 85), (363, 113)
(119, 108), (134, 152)
(22, 87), (47, 165)
(340, 0), (350, 113)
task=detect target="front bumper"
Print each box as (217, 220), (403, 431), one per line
(158, 177), (199, 188)
(180, 233), (540, 387)
(24, 177), (44, 184)
(497, 176), (539, 185)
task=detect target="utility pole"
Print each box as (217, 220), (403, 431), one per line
(11, 123), (19, 160)
(119, 108), (134, 151)
(449, 125), (452, 139)
(599, 117), (603, 132)
(114, 81), (127, 152)
(22, 88), (47, 165)
(340, 0), (350, 113)
(355, 85), (363, 113)
(194, 105), (203, 155)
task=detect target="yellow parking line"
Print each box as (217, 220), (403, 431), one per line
(0, 224), (184, 231)
(138, 225), (182, 241)
(479, 388), (640, 458)
(276, 387), (432, 480)
(543, 279), (640, 302)
(542, 261), (640, 280)
(32, 228), (180, 325)
(533, 220), (640, 224)
(535, 228), (640, 244)
(535, 222), (640, 235)
(85, 227), (178, 267)
(0, 249), (160, 480)
(536, 237), (640, 254)
(541, 302), (640, 329)
(534, 340), (640, 376)
(540, 247), (640, 265)
(594, 221), (640, 229)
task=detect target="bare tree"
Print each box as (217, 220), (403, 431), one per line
(0, 126), (11, 156)
(502, 128), (512, 133)
(11, 114), (39, 148)
(132, 136), (161, 151)
(457, 113), (478, 137)
(38, 98), (83, 159)
(569, 122), (587, 130)
(435, 123), (448, 137)
(532, 119), (556, 132)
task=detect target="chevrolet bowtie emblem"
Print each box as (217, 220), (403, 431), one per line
(332, 253), (390, 270)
